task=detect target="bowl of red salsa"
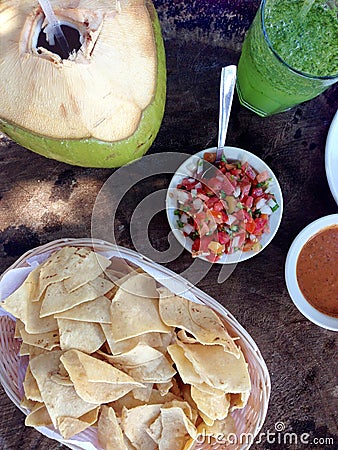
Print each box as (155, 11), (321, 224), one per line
(285, 214), (338, 331)
(166, 146), (283, 264)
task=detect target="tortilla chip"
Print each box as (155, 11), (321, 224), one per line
(132, 383), (154, 402)
(191, 385), (230, 421)
(1, 269), (39, 322)
(23, 365), (42, 402)
(40, 276), (114, 317)
(20, 396), (38, 412)
(28, 345), (50, 359)
(230, 391), (250, 410)
(98, 406), (128, 450)
(109, 389), (180, 417)
(122, 404), (162, 450)
(156, 380), (173, 397)
(29, 350), (99, 427)
(167, 344), (203, 385)
(101, 324), (163, 355)
(60, 349), (144, 404)
(54, 296), (111, 323)
(36, 247), (110, 297)
(111, 274), (171, 342)
(156, 405), (197, 450)
(58, 318), (106, 353)
(158, 287), (239, 356)
(57, 407), (100, 439)
(177, 341), (251, 393)
(147, 415), (162, 443)
(50, 372), (73, 386)
(63, 250), (111, 292)
(36, 247), (81, 298)
(26, 296), (58, 334)
(19, 341), (30, 356)
(25, 403), (52, 427)
(14, 320), (25, 338)
(104, 347), (175, 384)
(20, 327), (59, 351)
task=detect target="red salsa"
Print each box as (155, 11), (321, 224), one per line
(296, 225), (338, 318)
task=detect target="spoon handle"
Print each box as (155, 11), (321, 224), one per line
(216, 65), (237, 161)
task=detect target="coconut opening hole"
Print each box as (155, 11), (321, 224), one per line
(37, 23), (82, 59)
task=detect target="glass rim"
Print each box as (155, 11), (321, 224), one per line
(260, 0), (338, 81)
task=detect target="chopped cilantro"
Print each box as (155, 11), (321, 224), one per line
(177, 220), (184, 228)
(271, 202), (279, 212)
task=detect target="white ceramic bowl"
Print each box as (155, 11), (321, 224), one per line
(166, 146), (283, 264)
(285, 214), (338, 331)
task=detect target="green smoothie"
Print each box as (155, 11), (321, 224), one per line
(237, 0), (338, 117)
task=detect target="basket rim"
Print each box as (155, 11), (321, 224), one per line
(0, 237), (271, 449)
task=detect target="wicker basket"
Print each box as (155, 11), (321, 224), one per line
(0, 238), (270, 450)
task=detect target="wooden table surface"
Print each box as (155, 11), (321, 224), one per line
(0, 1), (337, 449)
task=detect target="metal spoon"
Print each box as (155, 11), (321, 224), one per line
(199, 65), (237, 177)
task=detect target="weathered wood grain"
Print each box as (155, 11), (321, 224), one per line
(0, 1), (337, 449)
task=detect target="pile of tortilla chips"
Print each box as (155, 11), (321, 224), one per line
(2, 246), (251, 449)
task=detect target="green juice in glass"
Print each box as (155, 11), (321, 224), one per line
(237, 0), (338, 117)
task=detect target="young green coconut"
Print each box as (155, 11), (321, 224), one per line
(0, 0), (166, 168)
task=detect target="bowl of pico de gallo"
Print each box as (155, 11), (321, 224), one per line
(166, 146), (283, 263)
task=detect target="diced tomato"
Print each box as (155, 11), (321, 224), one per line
(218, 232), (230, 245)
(197, 192), (209, 201)
(256, 170), (269, 183)
(206, 177), (223, 193)
(211, 210), (224, 224)
(181, 178), (197, 190)
(239, 181), (251, 199)
(192, 238), (200, 254)
(203, 152), (216, 163)
(212, 201), (224, 212)
(225, 172), (237, 188)
(225, 163), (237, 170)
(242, 162), (256, 181)
(245, 220), (256, 234)
(244, 196), (254, 208)
(233, 210), (245, 221)
(205, 197), (219, 208)
(200, 235), (213, 252)
(243, 241), (256, 252)
(251, 187), (264, 198)
(254, 217), (268, 235)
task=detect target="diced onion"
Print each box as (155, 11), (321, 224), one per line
(233, 186), (241, 198)
(255, 198), (267, 210)
(260, 204), (272, 215)
(195, 182), (202, 189)
(193, 198), (203, 210)
(226, 214), (236, 225)
(183, 224), (194, 234)
(181, 213), (188, 224)
(268, 198), (277, 208)
(232, 236), (240, 248)
(176, 190), (190, 204)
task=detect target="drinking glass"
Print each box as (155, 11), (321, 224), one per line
(236, 0), (338, 117)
